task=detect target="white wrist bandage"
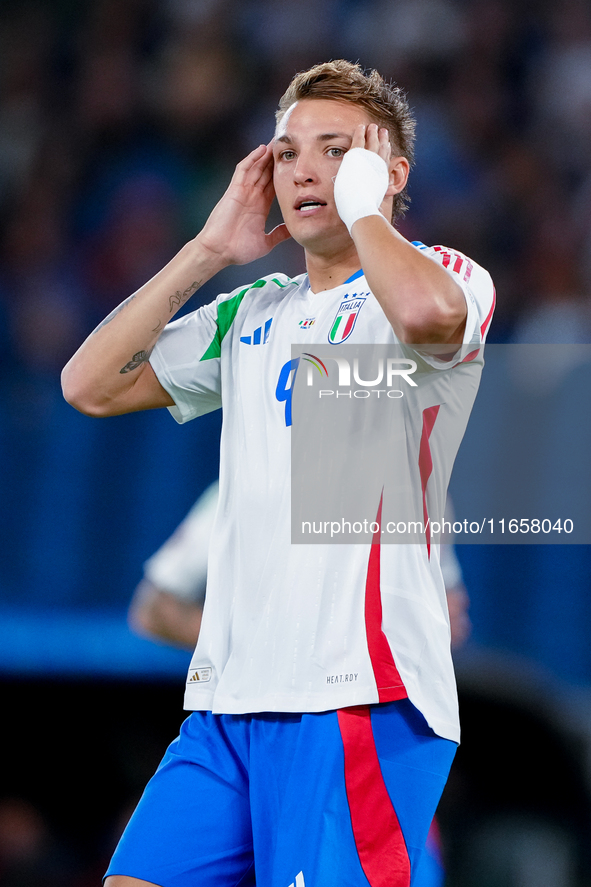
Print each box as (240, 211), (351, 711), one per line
(334, 148), (390, 234)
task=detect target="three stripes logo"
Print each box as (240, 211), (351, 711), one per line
(328, 294), (368, 344)
(240, 317), (273, 345)
(187, 667), (212, 683)
(287, 872), (305, 887)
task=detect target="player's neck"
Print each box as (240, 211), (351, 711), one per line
(305, 250), (362, 294)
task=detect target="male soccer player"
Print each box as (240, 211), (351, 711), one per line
(62, 60), (495, 887)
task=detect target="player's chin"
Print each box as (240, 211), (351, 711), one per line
(287, 215), (348, 250)
(289, 227), (336, 252)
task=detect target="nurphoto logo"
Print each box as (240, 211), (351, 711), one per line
(302, 352), (417, 399)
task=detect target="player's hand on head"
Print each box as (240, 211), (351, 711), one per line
(334, 127), (390, 235)
(350, 124), (391, 164)
(197, 142), (290, 267)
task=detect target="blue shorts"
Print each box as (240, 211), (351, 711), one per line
(106, 699), (455, 887)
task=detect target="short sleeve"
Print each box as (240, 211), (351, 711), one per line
(439, 543), (463, 590)
(410, 242), (496, 368)
(143, 481), (219, 601)
(150, 298), (223, 424)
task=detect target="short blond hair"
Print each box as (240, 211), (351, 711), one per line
(276, 60), (416, 220)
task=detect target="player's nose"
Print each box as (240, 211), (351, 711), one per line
(293, 154), (318, 184)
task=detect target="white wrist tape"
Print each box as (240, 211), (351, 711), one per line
(334, 148), (389, 234)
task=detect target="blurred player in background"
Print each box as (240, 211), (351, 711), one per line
(62, 59), (494, 887)
(128, 481), (218, 650)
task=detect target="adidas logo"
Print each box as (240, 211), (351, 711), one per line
(187, 667), (212, 683)
(288, 872), (305, 887)
(240, 317), (272, 344)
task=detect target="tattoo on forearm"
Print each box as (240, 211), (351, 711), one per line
(169, 280), (201, 313)
(120, 349), (154, 374)
(94, 280), (201, 364)
(91, 295), (137, 335)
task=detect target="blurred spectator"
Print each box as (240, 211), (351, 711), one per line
(339, 0), (467, 72)
(529, 0), (591, 174)
(0, 797), (74, 887)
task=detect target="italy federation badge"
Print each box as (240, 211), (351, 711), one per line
(328, 295), (367, 344)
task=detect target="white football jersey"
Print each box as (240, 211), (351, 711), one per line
(150, 243), (495, 742)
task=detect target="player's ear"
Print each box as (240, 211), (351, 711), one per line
(386, 156), (409, 198)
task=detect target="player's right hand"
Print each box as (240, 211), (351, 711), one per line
(196, 143), (291, 266)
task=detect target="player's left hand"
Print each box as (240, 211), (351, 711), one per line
(350, 123), (392, 167)
(333, 126), (391, 234)
(351, 124), (393, 220)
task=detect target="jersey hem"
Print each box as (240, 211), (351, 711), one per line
(184, 688), (382, 715)
(181, 696), (460, 743)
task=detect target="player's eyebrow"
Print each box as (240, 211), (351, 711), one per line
(275, 132), (353, 144)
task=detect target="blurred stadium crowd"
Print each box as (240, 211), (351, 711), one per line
(3, 0), (591, 885)
(2, 0), (591, 374)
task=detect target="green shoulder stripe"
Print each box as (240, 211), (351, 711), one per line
(200, 277), (291, 361)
